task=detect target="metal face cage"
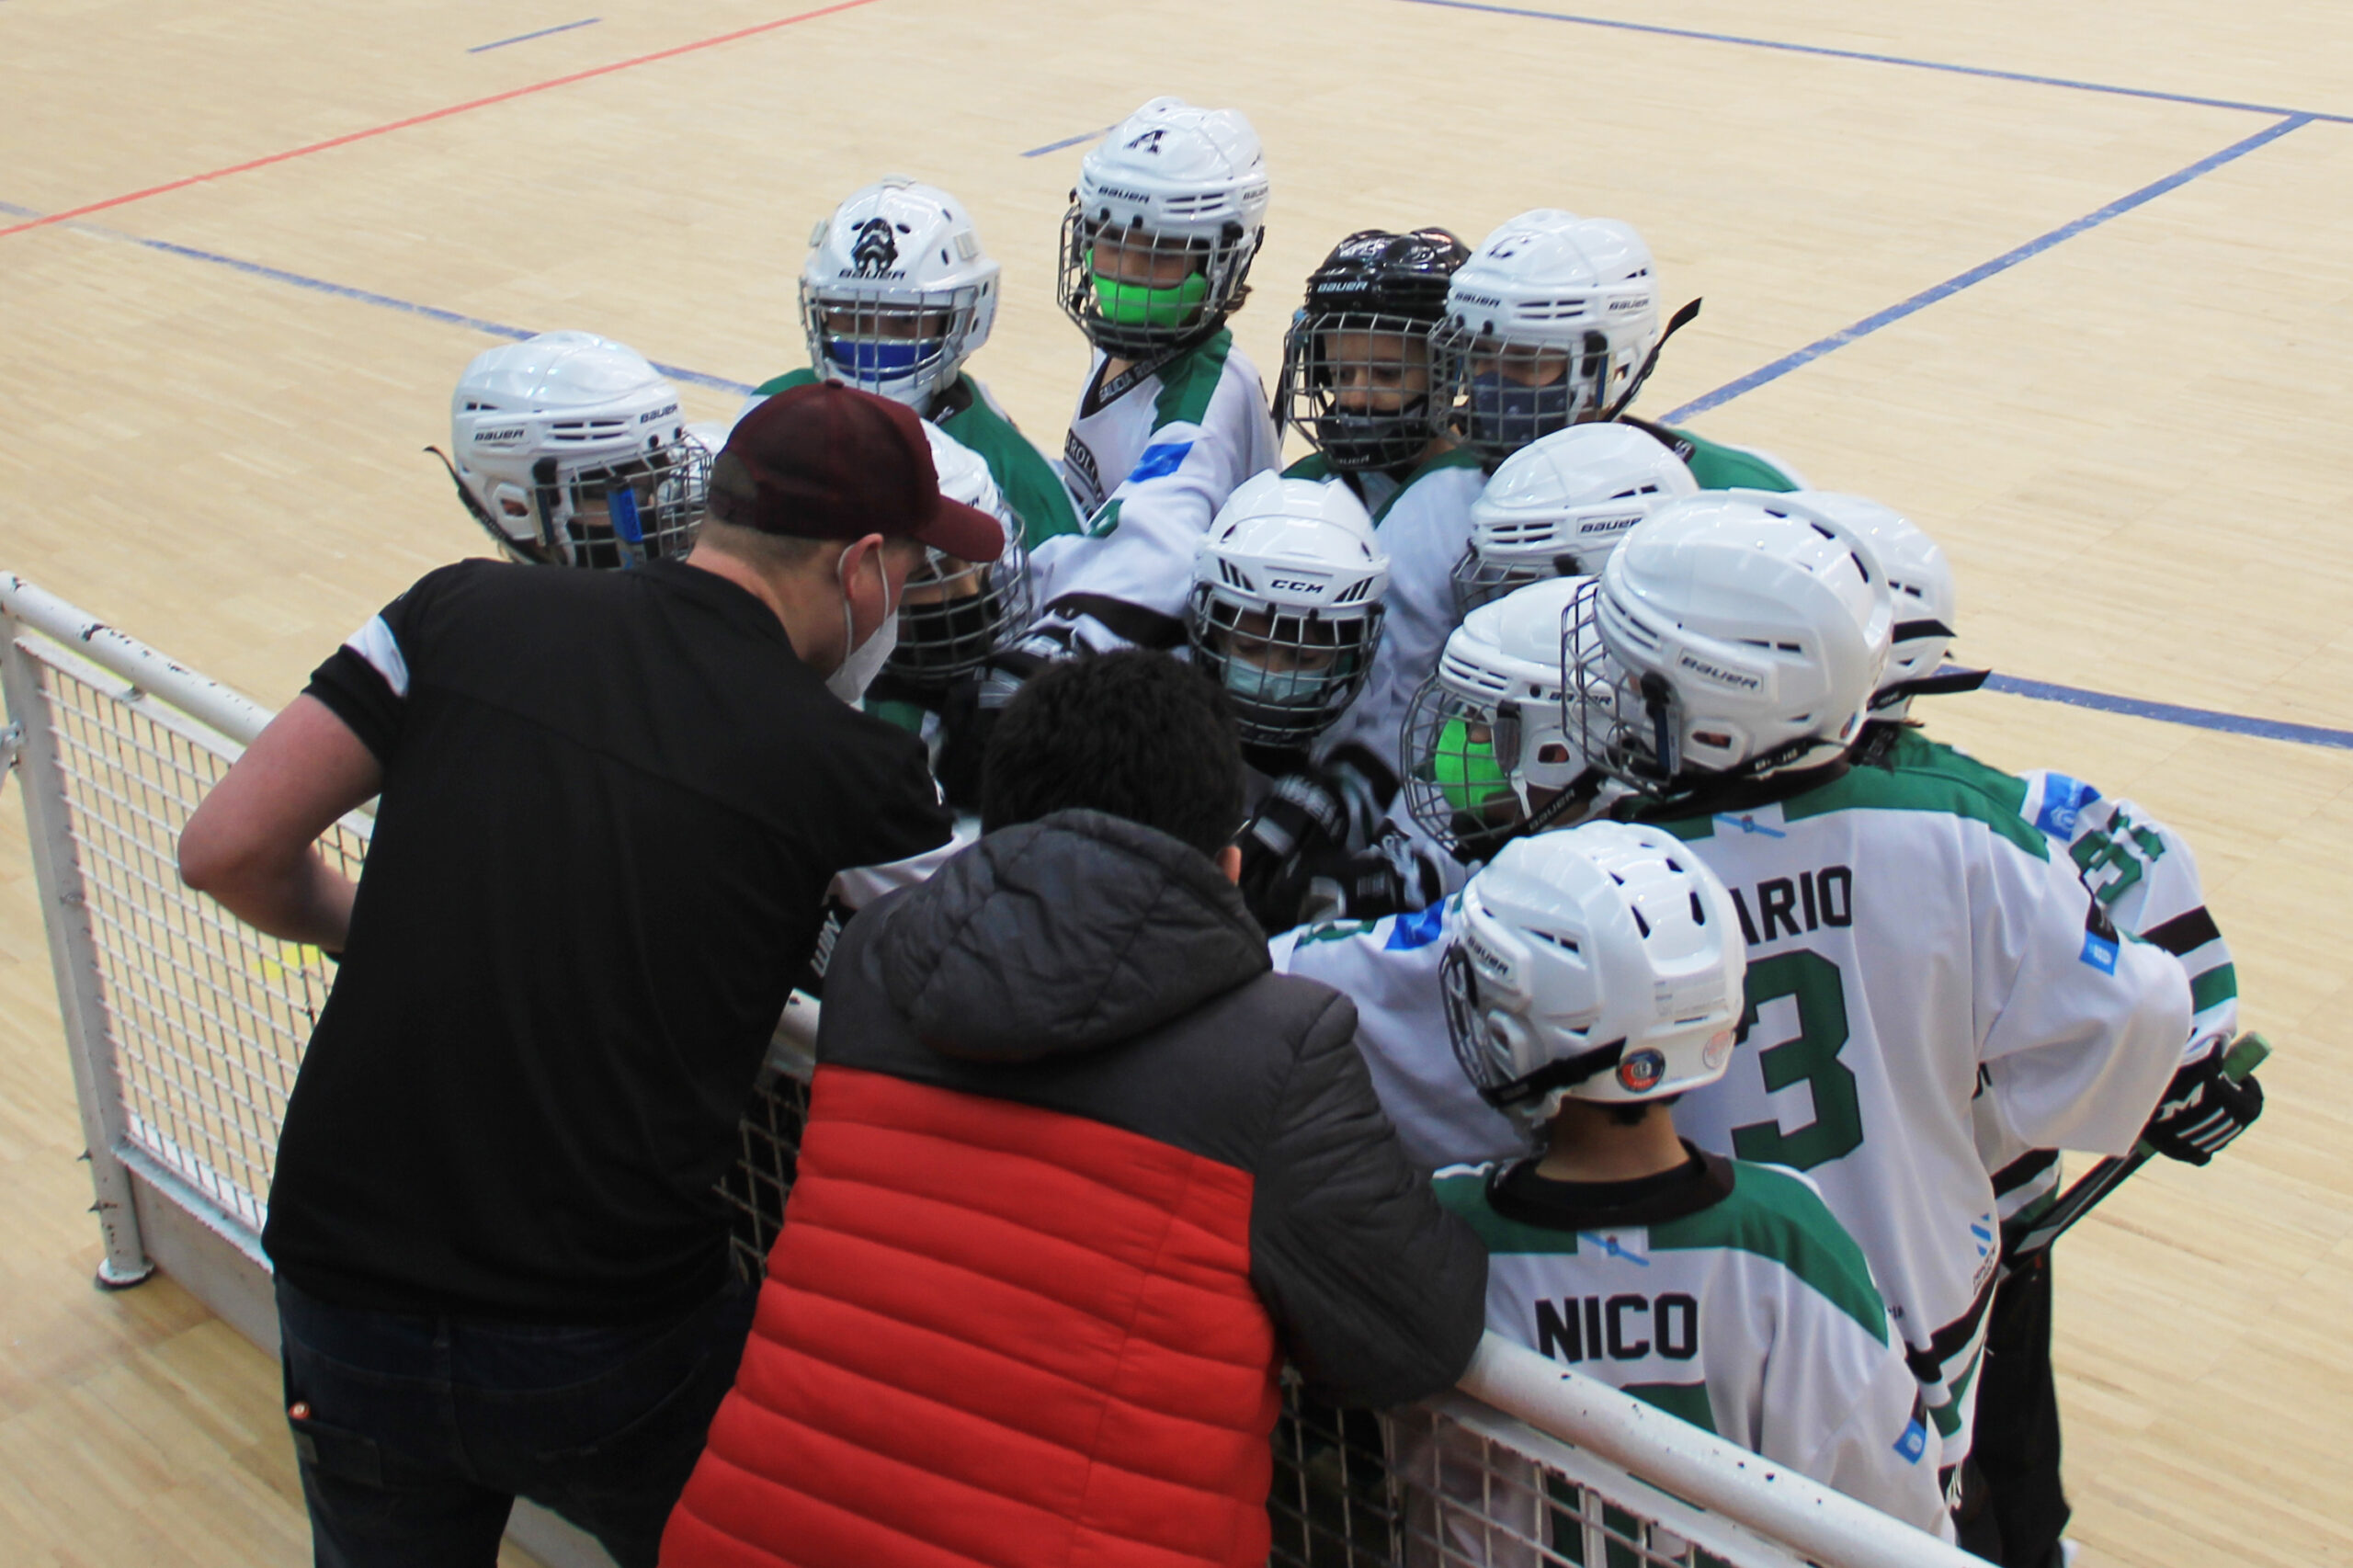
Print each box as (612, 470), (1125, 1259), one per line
(1564, 589), (1679, 793)
(1058, 202), (1256, 358)
(1187, 587), (1383, 749)
(466, 438), (710, 571)
(798, 283), (987, 413)
(1401, 678), (1536, 863)
(1430, 322), (1611, 464)
(1278, 311), (1443, 473)
(1451, 549), (1587, 619)
(885, 533), (1034, 688)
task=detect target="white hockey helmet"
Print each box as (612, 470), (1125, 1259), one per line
(800, 176), (1000, 414)
(1445, 821), (1747, 1122)
(1572, 491), (1894, 792)
(1433, 210), (1662, 462)
(1402, 574), (1610, 863)
(1188, 472), (1388, 747)
(887, 423), (1031, 687)
(443, 331), (708, 569)
(1452, 422), (1699, 615)
(1058, 97), (1270, 356)
(1788, 493), (1967, 721)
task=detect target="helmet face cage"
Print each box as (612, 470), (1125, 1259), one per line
(1401, 680), (1537, 862)
(1564, 590), (1683, 795)
(483, 440), (710, 570)
(799, 282), (987, 412)
(1451, 548), (1586, 619)
(1058, 203), (1258, 357)
(886, 532), (1033, 687)
(1188, 587), (1383, 747)
(1278, 310), (1443, 472)
(1441, 937), (1522, 1112)
(1429, 322), (1612, 464)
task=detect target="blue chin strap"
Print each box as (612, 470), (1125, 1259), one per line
(824, 336), (944, 382)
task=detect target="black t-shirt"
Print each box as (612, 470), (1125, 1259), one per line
(262, 558), (950, 1321)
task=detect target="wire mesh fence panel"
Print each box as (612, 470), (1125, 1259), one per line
(24, 642), (363, 1233)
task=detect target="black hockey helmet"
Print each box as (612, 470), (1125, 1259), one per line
(1279, 228), (1472, 473)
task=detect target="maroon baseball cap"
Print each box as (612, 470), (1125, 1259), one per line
(707, 382), (1006, 562)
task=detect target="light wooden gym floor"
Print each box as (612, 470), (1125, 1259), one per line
(3, 1), (2348, 1562)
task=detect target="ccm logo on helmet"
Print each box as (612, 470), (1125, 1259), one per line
(1267, 575), (1328, 594)
(1677, 653), (1761, 690)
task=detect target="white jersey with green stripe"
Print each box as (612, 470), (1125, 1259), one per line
(1432, 1154), (1950, 1537)
(1027, 331), (1279, 653)
(1870, 724), (2238, 1221)
(1645, 760), (2191, 1462)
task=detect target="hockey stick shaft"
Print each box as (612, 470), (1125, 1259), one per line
(2003, 1031), (2269, 1262)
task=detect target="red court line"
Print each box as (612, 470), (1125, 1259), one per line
(0, 0), (885, 242)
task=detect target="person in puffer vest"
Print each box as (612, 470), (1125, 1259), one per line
(663, 651), (1487, 1568)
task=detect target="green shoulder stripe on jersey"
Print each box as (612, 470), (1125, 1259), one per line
(1373, 447), (1485, 525)
(1650, 1163), (1891, 1344)
(2190, 962), (2239, 1013)
(1282, 451), (1335, 482)
(1153, 329), (1233, 429)
(1661, 426), (1800, 492)
(1654, 763), (2051, 858)
(937, 376), (1084, 545)
(752, 368), (818, 397)
(1432, 1168), (1580, 1256)
(1881, 729), (2030, 816)
(1623, 1380), (1719, 1437)
(1927, 1348), (1983, 1438)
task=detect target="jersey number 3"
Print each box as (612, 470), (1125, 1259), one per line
(1730, 949), (1864, 1170)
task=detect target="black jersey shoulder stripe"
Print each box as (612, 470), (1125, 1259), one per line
(2142, 905), (2222, 957)
(1991, 1148), (2060, 1198)
(1906, 1267), (2000, 1389)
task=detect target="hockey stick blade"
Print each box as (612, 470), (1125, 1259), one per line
(2003, 1032), (2270, 1264)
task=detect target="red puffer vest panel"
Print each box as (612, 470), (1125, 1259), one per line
(663, 1063), (1281, 1568)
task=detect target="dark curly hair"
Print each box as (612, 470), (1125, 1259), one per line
(982, 651), (1245, 860)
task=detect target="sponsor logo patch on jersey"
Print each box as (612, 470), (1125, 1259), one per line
(1386, 898), (1450, 950)
(1127, 440), (1194, 484)
(2035, 772), (2102, 838)
(2079, 930), (2120, 974)
(1893, 1415), (1929, 1464)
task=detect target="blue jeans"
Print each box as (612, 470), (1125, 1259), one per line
(275, 1273), (756, 1568)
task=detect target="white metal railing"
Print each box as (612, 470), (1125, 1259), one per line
(0, 574), (1970, 1568)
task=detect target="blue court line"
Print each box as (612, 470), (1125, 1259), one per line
(1021, 125), (1116, 158)
(1975, 674), (2353, 752)
(1660, 113), (2312, 424)
(469, 17), (601, 54)
(1391, 0), (2353, 125)
(5, 203), (757, 395)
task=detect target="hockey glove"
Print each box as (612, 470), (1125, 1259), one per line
(2142, 1051), (2264, 1165)
(1235, 772), (1354, 932)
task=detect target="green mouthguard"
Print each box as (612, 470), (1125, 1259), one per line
(1089, 252), (1210, 328)
(1435, 717), (1510, 812)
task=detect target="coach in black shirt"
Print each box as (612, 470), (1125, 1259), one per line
(179, 382), (1001, 1568)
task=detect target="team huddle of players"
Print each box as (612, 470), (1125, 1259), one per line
(428, 97), (2263, 1559)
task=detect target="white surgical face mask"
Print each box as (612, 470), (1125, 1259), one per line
(825, 547), (899, 705)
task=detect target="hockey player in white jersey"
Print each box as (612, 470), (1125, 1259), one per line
(432, 331), (710, 569)
(1423, 823), (1950, 1539)
(1272, 574), (1618, 1168)
(1027, 97), (1281, 656)
(1449, 421), (1697, 615)
(1821, 494), (2258, 1568)
(1563, 492), (2191, 1505)
(751, 176), (1081, 552)
(1185, 472), (1450, 931)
